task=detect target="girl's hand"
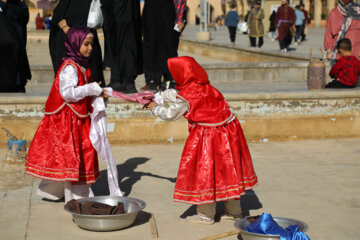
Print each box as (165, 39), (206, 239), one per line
(146, 102), (157, 111)
(100, 88), (108, 98)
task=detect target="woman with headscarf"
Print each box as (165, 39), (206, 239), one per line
(145, 56), (258, 225)
(325, 0), (360, 63)
(26, 27), (107, 203)
(49, 0), (104, 85)
(0, 0), (31, 92)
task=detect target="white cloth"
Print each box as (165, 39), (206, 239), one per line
(37, 179), (94, 203)
(152, 89), (189, 121)
(59, 65), (102, 102)
(89, 92), (122, 196)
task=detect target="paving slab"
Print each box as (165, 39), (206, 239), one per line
(0, 140), (360, 240)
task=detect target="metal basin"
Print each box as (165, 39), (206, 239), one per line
(234, 216), (308, 240)
(64, 196), (146, 231)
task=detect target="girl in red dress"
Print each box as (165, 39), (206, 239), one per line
(25, 26), (107, 202)
(146, 56), (258, 224)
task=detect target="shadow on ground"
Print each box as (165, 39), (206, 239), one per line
(92, 157), (176, 196)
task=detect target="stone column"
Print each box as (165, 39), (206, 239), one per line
(327, 0), (335, 13)
(314, 0), (322, 27)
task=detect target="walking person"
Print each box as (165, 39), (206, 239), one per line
(300, 3), (310, 41)
(247, 0), (264, 48)
(269, 10), (277, 41)
(294, 5), (305, 45)
(274, 0), (295, 52)
(225, 4), (239, 45)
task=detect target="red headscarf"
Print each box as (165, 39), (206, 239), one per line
(167, 56), (223, 100)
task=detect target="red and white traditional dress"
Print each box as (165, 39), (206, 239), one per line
(25, 59), (103, 201)
(152, 57), (258, 205)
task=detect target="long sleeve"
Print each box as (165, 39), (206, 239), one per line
(152, 89), (189, 121)
(258, 9), (264, 20)
(329, 58), (343, 77)
(173, 0), (187, 23)
(59, 65), (102, 102)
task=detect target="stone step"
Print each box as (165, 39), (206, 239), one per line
(29, 61), (331, 86)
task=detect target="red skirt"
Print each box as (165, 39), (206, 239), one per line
(25, 107), (99, 184)
(173, 118), (258, 204)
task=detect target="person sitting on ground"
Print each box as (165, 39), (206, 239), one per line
(326, 38), (360, 88)
(146, 56), (258, 225)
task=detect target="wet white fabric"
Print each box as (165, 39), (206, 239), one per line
(59, 65), (102, 102)
(64, 182), (94, 203)
(89, 95), (122, 196)
(152, 89), (189, 120)
(37, 179), (94, 202)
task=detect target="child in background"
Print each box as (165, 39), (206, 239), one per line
(146, 56), (258, 224)
(25, 26), (107, 202)
(326, 38), (360, 88)
(225, 4), (239, 45)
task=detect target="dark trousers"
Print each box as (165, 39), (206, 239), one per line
(228, 26), (236, 43)
(295, 25), (303, 42)
(250, 36), (264, 48)
(279, 29), (292, 50)
(301, 24), (306, 41)
(325, 79), (354, 88)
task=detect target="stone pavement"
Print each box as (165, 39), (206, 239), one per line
(1, 139), (360, 240)
(181, 25), (325, 60)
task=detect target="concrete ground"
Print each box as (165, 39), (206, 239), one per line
(181, 25), (325, 60)
(1, 139), (360, 240)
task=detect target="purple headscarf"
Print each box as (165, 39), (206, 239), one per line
(62, 26), (93, 68)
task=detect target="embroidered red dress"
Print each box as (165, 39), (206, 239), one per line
(154, 56), (258, 205)
(25, 60), (100, 184)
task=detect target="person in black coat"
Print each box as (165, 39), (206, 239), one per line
(142, 0), (186, 91)
(0, 0), (31, 92)
(49, 0), (104, 85)
(101, 0), (143, 93)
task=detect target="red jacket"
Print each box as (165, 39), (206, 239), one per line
(329, 56), (360, 86)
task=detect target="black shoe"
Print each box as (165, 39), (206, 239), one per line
(108, 82), (122, 91)
(121, 82), (138, 94)
(148, 80), (160, 92)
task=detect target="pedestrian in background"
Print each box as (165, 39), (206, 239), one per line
(0, 0), (31, 92)
(274, 0), (295, 52)
(142, 0), (187, 91)
(294, 5), (305, 45)
(35, 13), (44, 30)
(300, 3), (310, 41)
(247, 0), (264, 48)
(269, 10), (277, 41)
(102, 0), (143, 93)
(225, 3), (238, 45)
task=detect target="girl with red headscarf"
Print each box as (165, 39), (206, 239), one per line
(25, 26), (108, 203)
(146, 56), (258, 224)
